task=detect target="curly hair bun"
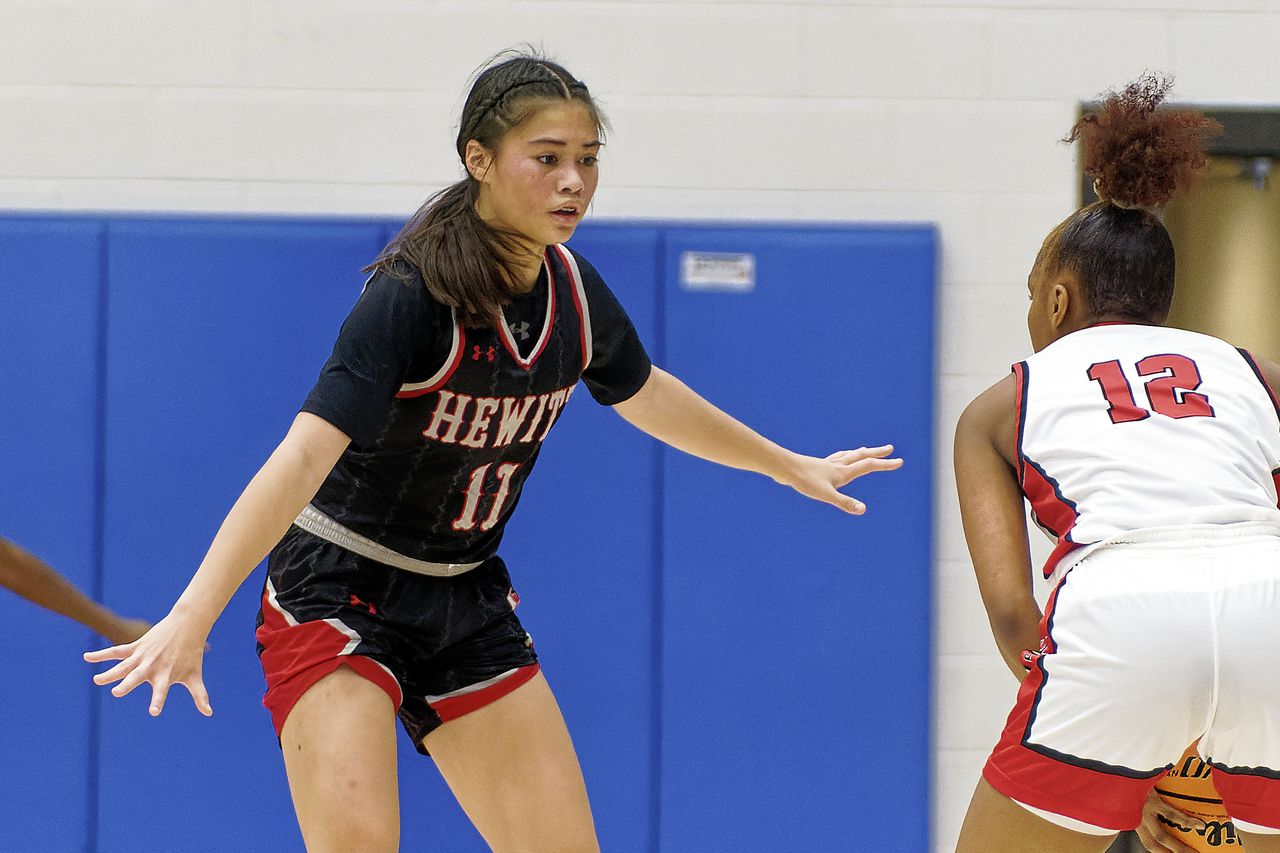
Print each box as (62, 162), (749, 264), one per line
(1067, 73), (1222, 209)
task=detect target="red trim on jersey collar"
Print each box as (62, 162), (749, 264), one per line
(551, 243), (591, 372)
(497, 253), (555, 370)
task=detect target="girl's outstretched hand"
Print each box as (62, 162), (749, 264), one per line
(776, 444), (903, 514)
(84, 608), (214, 718)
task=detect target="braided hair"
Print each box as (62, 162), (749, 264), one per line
(369, 51), (605, 327)
(1040, 73), (1221, 323)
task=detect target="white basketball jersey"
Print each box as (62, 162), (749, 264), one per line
(1015, 323), (1280, 578)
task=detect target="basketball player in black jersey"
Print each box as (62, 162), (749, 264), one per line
(85, 52), (901, 852)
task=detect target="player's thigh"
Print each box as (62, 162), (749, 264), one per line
(280, 665), (401, 853)
(423, 671), (598, 853)
(956, 778), (1117, 853)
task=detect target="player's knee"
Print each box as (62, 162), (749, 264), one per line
(303, 815), (398, 853)
(492, 830), (598, 853)
(519, 800), (598, 852)
(488, 779), (597, 853)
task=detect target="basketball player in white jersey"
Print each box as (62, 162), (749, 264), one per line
(953, 74), (1280, 852)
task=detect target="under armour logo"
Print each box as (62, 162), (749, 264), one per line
(509, 320), (531, 342)
(472, 345), (496, 362)
(349, 594), (377, 615)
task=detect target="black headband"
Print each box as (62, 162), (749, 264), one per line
(460, 73), (589, 151)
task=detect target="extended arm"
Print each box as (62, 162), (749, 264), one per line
(0, 538), (149, 644)
(84, 412), (351, 715)
(954, 376), (1040, 680)
(612, 366), (901, 514)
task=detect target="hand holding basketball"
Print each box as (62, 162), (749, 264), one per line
(1136, 789), (1206, 853)
(777, 444), (903, 514)
(84, 608), (214, 718)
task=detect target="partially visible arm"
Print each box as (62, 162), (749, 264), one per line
(0, 539), (149, 644)
(954, 375), (1040, 680)
(1252, 354), (1280, 403)
(1136, 792), (1204, 852)
(612, 366), (902, 514)
(85, 412), (351, 715)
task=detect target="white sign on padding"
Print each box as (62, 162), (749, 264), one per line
(679, 251), (756, 292)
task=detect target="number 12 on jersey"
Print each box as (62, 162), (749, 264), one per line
(1087, 355), (1216, 424)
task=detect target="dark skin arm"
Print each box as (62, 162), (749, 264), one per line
(0, 537), (149, 644)
(953, 375), (1040, 681)
(1253, 354), (1280, 408)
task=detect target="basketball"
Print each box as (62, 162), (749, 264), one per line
(1154, 745), (1244, 849)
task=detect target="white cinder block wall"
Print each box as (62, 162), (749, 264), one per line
(4, 2), (1278, 849)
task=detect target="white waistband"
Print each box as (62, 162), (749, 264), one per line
(1051, 520), (1280, 581)
(292, 504), (484, 577)
(1095, 520), (1280, 549)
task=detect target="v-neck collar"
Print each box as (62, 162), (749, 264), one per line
(497, 251), (556, 369)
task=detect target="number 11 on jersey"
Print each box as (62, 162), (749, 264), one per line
(453, 462), (522, 532)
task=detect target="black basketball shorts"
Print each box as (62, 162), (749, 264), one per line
(255, 526), (539, 753)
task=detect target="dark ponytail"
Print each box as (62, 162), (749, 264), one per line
(367, 51), (606, 328)
(1048, 73), (1221, 322)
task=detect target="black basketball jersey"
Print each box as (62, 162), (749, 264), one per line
(300, 244), (651, 564)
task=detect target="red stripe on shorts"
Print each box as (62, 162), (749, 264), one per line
(427, 663), (541, 723)
(1209, 766), (1280, 831)
(984, 574), (1158, 831)
(257, 585), (402, 736)
(983, 682), (1157, 829)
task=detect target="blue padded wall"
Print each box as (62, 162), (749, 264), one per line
(0, 219), (103, 852)
(0, 214), (935, 852)
(96, 219), (386, 852)
(658, 225), (936, 852)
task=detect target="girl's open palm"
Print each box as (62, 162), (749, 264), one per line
(84, 610), (214, 717)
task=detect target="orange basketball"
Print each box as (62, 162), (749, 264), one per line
(1154, 745), (1244, 850)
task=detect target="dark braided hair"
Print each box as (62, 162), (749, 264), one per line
(1042, 73), (1221, 323)
(367, 51), (605, 328)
